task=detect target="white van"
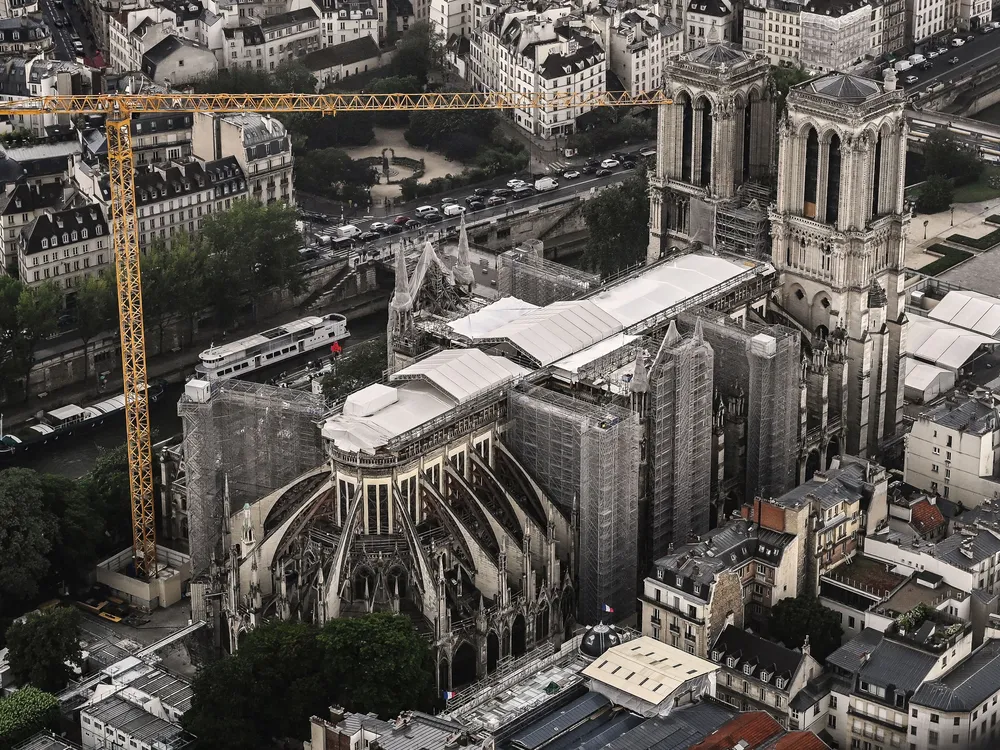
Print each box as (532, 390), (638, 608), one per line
(443, 204), (466, 217)
(952, 37), (966, 46)
(534, 177), (558, 192)
(337, 224), (360, 239)
(908, 53), (925, 65)
(415, 205), (437, 217)
(893, 60), (912, 71)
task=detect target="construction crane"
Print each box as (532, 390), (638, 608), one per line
(0, 89), (671, 580)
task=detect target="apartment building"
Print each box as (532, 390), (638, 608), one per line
(142, 36), (219, 84)
(745, 456), (888, 596)
(108, 0), (225, 74)
(640, 519), (799, 655)
(685, 0), (734, 49)
(907, 0), (948, 45)
(906, 394), (1000, 508)
(800, 0), (870, 72)
(0, 182), (65, 273)
(710, 626), (821, 727)
(221, 8), (320, 70)
(470, 6), (606, 139)
(0, 17), (52, 55)
(17, 204), (110, 300)
(192, 112), (294, 205)
(0, 59), (98, 137)
(430, 0), (472, 42)
(761, 0), (800, 64)
(81, 695), (192, 750)
(590, 6), (682, 95)
(312, 0), (385, 47)
(742, 0), (766, 53)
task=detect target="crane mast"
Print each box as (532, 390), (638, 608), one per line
(0, 90), (672, 581)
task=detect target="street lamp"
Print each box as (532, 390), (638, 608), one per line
(924, 219), (929, 239)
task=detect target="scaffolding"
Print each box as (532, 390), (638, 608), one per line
(178, 379), (326, 576)
(497, 249), (600, 307)
(506, 386), (640, 623)
(678, 310), (800, 503)
(647, 325), (715, 558)
(714, 182), (774, 258)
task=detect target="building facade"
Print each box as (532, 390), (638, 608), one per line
(18, 205), (110, 302)
(800, 0), (870, 73)
(770, 70), (908, 458)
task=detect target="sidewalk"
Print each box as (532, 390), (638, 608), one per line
(905, 195), (1000, 270)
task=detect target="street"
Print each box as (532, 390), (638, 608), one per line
(905, 29), (1000, 95)
(37, 0), (95, 62)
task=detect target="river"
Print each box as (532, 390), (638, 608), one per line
(6, 311), (388, 479)
(973, 102), (1000, 126)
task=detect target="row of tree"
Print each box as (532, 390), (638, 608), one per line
(182, 615), (436, 750)
(916, 130), (985, 214)
(582, 163), (651, 277)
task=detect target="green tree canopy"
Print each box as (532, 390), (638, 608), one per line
(295, 148), (377, 203)
(36, 472), (104, 585)
(0, 687), (59, 750)
(4, 607), (82, 691)
(916, 174), (954, 214)
(73, 274), (117, 380)
(923, 130), (984, 187)
(2, 281), (62, 399)
(405, 110), (499, 161)
(193, 62), (316, 94)
(582, 168), (650, 276)
(389, 21), (444, 84)
(770, 595), (843, 661)
(771, 65), (812, 113)
(320, 335), (386, 402)
(370, 75), (422, 127)
(0, 469), (58, 612)
(79, 443), (133, 553)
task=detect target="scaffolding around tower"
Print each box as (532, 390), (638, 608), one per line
(497, 247), (600, 306)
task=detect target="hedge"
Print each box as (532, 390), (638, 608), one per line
(947, 226), (1000, 250)
(919, 243), (973, 276)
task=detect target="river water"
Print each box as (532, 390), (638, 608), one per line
(973, 102), (1000, 126)
(6, 311), (388, 479)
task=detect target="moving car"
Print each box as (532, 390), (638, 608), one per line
(904, 75), (919, 84)
(464, 195), (480, 205)
(385, 224), (403, 234)
(507, 178), (527, 188)
(415, 205), (437, 217)
(563, 170), (581, 179)
(468, 200), (485, 211)
(359, 231), (380, 241)
(600, 158), (620, 169)
(534, 177), (558, 192)
(393, 215), (410, 225)
(492, 187), (512, 197)
(596, 168), (612, 177)
(486, 196), (506, 207)
(966, 34), (976, 41)
(949, 55), (960, 64)
(405, 220), (421, 229)
(370, 221), (389, 232)
(511, 186), (535, 199)
(72, 40), (84, 54)
(441, 197), (458, 205)
(474, 188), (492, 197)
(921, 61), (933, 70)
(443, 204), (466, 216)
(423, 212), (443, 223)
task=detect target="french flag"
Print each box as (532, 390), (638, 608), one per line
(443, 691), (455, 701)
(602, 604), (614, 614)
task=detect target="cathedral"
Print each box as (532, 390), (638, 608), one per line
(196, 44), (909, 695)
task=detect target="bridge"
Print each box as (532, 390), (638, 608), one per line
(905, 109), (1000, 162)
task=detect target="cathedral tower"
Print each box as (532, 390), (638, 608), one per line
(648, 42), (775, 260)
(770, 70), (908, 457)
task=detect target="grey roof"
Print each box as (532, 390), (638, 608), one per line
(859, 639), (938, 693)
(510, 692), (610, 750)
(790, 673), (834, 712)
(545, 711), (643, 750)
(933, 528), (1000, 569)
(603, 700), (736, 750)
(711, 626), (804, 688)
(807, 73), (882, 101)
(922, 397), (998, 436)
(303, 36), (380, 70)
(826, 628), (885, 674)
(217, 113), (288, 149)
(22, 204), (108, 256)
(911, 640), (1000, 711)
(83, 696), (188, 746)
(682, 42), (748, 65)
(13, 733), (80, 750)
(259, 7), (318, 29)
(127, 667), (194, 713)
(0, 182), (63, 215)
(0, 141), (81, 163)
(340, 712), (470, 750)
(772, 458), (873, 511)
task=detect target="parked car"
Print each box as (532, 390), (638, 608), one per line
(982, 24), (994, 33)
(441, 197), (458, 205)
(623, 161), (637, 170)
(415, 205), (437, 217)
(511, 186), (535, 199)
(486, 196), (506, 207)
(937, 46), (949, 54)
(600, 158), (621, 169)
(927, 50), (940, 57)
(370, 221), (389, 232)
(507, 178), (527, 188)
(393, 215), (410, 225)
(949, 55), (960, 64)
(464, 195), (480, 205)
(951, 37), (965, 46)
(926, 81), (946, 93)
(492, 187), (512, 197)
(359, 231), (380, 241)
(468, 200), (485, 211)
(595, 168), (612, 177)
(443, 204), (466, 216)
(423, 212), (443, 223)
(385, 224), (404, 234)
(473, 187), (492, 197)
(405, 220), (421, 229)
(904, 75), (920, 84)
(966, 34), (976, 41)
(563, 170), (581, 179)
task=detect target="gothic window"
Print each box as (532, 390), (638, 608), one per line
(366, 485), (377, 533)
(803, 128), (819, 218)
(822, 244), (832, 272)
(378, 484), (389, 534)
(825, 134), (842, 224)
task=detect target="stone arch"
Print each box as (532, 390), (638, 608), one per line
(695, 96), (714, 187)
(535, 605), (550, 641)
(827, 436), (841, 468)
(795, 119), (820, 138)
(352, 564), (377, 603)
(677, 90), (694, 183)
(438, 658), (450, 692)
(784, 281), (809, 319)
(815, 324), (829, 339)
(803, 125), (820, 218)
(486, 631), (500, 673)
(387, 565), (408, 599)
(805, 449), (821, 481)
(452, 641), (478, 689)
(512, 613), (527, 657)
(502, 626), (511, 658)
(824, 132), (842, 224)
(811, 289), (833, 332)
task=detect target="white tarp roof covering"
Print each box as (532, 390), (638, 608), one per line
(323, 349), (528, 453)
(907, 317), (996, 371)
(929, 290), (1000, 336)
(485, 300), (624, 366)
(551, 333), (641, 378)
(447, 297), (539, 339)
(391, 348), (528, 404)
(904, 357), (955, 402)
(587, 253), (752, 329)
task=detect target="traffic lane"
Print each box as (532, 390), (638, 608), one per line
(38, 0), (73, 60)
(908, 34), (1000, 93)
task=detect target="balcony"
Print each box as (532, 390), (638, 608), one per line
(669, 623), (681, 634)
(684, 632), (696, 642)
(847, 706), (906, 733)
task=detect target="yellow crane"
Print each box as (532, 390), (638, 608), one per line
(0, 89), (670, 579)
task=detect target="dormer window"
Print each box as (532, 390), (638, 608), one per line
(50, 235), (57, 246)
(96, 225), (103, 235)
(62, 233), (69, 243)
(82, 229), (88, 239)
(776, 678), (787, 690)
(712, 650), (721, 662)
(743, 664), (753, 675)
(727, 657), (737, 668)
(71, 231), (77, 241)
(761, 671), (770, 683)
(41, 238), (48, 249)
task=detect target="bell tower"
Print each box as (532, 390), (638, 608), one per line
(770, 70), (908, 457)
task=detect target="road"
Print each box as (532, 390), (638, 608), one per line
(37, 0), (96, 62)
(905, 30), (1000, 96)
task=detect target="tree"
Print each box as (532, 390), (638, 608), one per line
(405, 110), (498, 161)
(389, 21), (444, 84)
(370, 76), (422, 127)
(0, 469), (57, 614)
(582, 169), (650, 276)
(771, 65), (812, 113)
(194, 62), (316, 95)
(73, 274), (116, 381)
(320, 336), (386, 402)
(11, 282), (61, 398)
(916, 174), (954, 214)
(37, 472), (104, 585)
(0, 276), (24, 400)
(201, 200), (305, 325)
(319, 613), (435, 718)
(4, 607), (82, 691)
(0, 687), (59, 750)
(295, 148), (376, 203)
(79, 443), (133, 554)
(770, 595), (843, 661)
(923, 130), (984, 187)
(183, 621), (331, 750)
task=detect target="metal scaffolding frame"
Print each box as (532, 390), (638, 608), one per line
(178, 379), (326, 576)
(506, 386), (640, 622)
(715, 182), (773, 258)
(497, 249), (600, 307)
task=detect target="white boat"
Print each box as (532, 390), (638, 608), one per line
(195, 314), (350, 381)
